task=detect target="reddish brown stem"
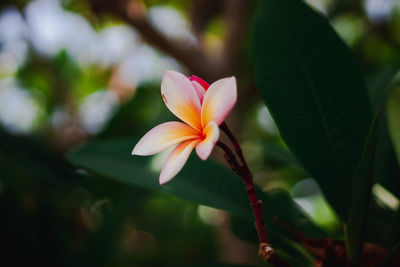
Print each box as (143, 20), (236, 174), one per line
(216, 140), (268, 243)
(216, 127), (290, 266)
(216, 141), (241, 174)
(219, 123), (269, 243)
(220, 122), (249, 171)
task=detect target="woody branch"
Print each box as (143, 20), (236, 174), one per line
(88, 0), (250, 80)
(217, 124), (291, 267)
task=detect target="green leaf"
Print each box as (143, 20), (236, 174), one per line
(231, 188), (324, 242)
(367, 67), (399, 114)
(346, 111), (382, 265)
(387, 84), (400, 165)
(68, 138), (323, 243)
(69, 138), (251, 218)
(367, 68), (399, 195)
(231, 190), (322, 266)
(253, 0), (372, 219)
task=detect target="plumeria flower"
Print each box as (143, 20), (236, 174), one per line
(132, 70), (237, 184)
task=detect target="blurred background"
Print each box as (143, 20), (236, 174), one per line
(1, 0), (400, 266)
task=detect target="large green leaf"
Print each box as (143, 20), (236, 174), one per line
(253, 0), (372, 219)
(68, 138), (323, 243)
(346, 112), (382, 264)
(367, 67), (400, 198)
(367, 67), (399, 114)
(387, 84), (400, 165)
(70, 138), (251, 218)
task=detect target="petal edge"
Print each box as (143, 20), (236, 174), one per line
(201, 76), (237, 127)
(196, 121), (220, 160)
(159, 139), (200, 184)
(161, 71), (202, 131)
(132, 121), (200, 156)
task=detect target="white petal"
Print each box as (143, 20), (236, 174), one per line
(161, 71), (202, 131)
(191, 80), (206, 103)
(132, 121), (200, 156)
(201, 77), (237, 127)
(159, 139), (200, 184)
(196, 121), (219, 160)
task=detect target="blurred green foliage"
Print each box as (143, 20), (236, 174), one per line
(1, 0), (400, 266)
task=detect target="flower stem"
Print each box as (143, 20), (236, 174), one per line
(220, 122), (249, 171)
(217, 123), (291, 266)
